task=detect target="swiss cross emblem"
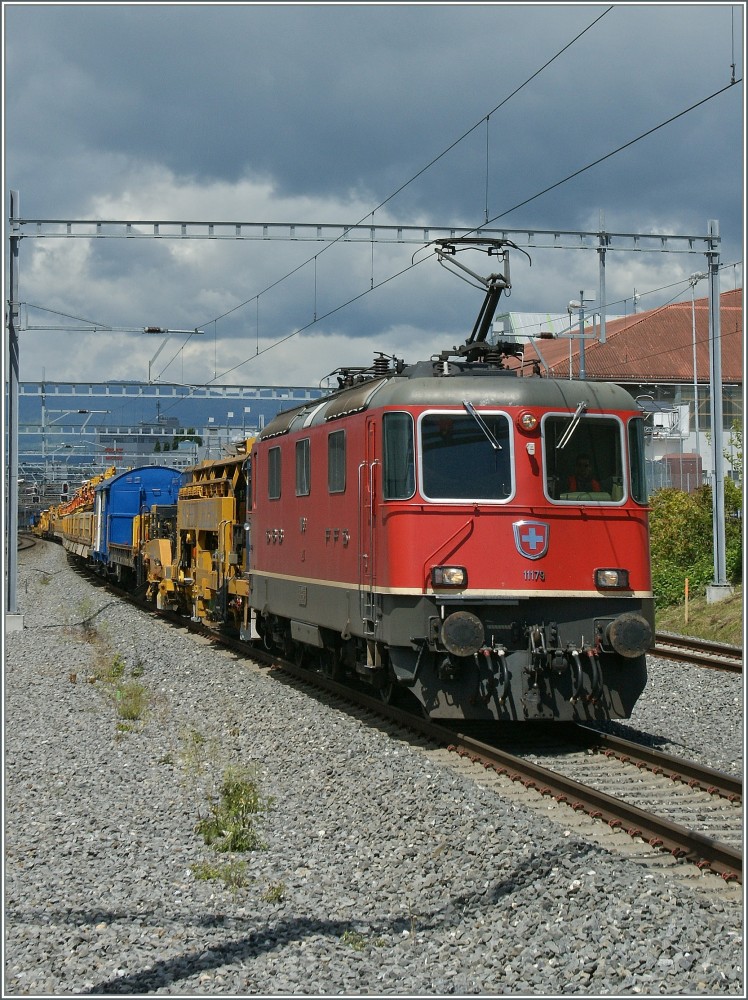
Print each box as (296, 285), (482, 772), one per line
(513, 520), (549, 560)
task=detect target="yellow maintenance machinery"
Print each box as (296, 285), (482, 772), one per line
(145, 440), (253, 632)
(33, 466), (118, 548)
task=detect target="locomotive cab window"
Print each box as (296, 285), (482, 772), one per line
(419, 410), (512, 502)
(543, 414), (624, 502)
(383, 412), (415, 500)
(628, 417), (648, 504)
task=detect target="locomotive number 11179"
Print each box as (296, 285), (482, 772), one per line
(524, 569), (546, 581)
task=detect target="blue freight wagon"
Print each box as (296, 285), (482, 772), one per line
(92, 466), (183, 582)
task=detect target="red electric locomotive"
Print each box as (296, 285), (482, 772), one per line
(247, 240), (653, 722)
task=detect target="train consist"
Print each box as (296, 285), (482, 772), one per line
(37, 239), (654, 723)
(39, 465), (183, 586)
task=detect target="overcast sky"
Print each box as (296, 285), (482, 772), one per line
(3, 2), (745, 388)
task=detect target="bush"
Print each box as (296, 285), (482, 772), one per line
(650, 557), (713, 609)
(649, 482), (743, 608)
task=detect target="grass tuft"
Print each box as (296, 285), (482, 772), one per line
(88, 653), (151, 728)
(341, 929), (366, 951)
(261, 882), (286, 903)
(191, 859), (252, 891)
(195, 765), (273, 853)
(114, 680), (148, 721)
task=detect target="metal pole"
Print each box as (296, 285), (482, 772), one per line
(578, 291), (586, 380)
(6, 190), (22, 627)
(689, 273), (706, 470)
(41, 370), (47, 468)
(598, 221), (608, 344)
(705, 220), (730, 601)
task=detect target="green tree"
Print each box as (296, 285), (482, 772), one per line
(649, 482), (742, 607)
(173, 427), (203, 448)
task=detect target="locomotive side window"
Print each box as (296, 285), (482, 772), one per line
(419, 411), (512, 502)
(295, 438), (311, 496)
(628, 417), (648, 504)
(328, 430), (346, 493)
(268, 446), (281, 500)
(383, 412), (415, 499)
(543, 415), (624, 502)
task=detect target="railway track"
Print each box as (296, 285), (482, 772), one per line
(172, 616), (743, 886)
(652, 631), (743, 672)
(66, 553), (745, 887)
(445, 721), (742, 882)
(17, 532), (37, 552)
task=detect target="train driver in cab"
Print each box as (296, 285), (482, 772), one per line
(567, 454), (601, 493)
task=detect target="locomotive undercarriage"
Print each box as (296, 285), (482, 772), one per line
(248, 578), (652, 722)
(409, 602), (651, 721)
(404, 635), (647, 722)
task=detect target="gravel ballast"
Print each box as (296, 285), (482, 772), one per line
(3, 541), (744, 996)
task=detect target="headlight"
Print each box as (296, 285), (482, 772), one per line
(594, 568), (630, 589)
(431, 565), (467, 588)
(516, 410), (538, 431)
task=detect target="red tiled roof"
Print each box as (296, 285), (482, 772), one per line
(526, 287), (743, 383)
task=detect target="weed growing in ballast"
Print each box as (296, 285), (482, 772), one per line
(195, 765), (274, 853)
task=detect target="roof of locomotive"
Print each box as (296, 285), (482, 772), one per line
(257, 364), (641, 441)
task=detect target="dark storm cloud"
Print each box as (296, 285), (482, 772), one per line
(3, 2), (744, 384)
(7, 4), (512, 198)
(6, 4), (742, 231)
(10, 5), (734, 200)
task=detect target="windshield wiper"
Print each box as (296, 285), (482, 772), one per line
(556, 400), (587, 449)
(462, 400), (502, 450)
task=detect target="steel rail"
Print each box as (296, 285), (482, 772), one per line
(566, 725), (742, 801)
(652, 631), (743, 672)
(444, 729), (742, 883)
(246, 654), (743, 883)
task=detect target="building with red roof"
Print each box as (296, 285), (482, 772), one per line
(497, 287), (743, 489)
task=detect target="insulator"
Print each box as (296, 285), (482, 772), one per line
(373, 354), (390, 376)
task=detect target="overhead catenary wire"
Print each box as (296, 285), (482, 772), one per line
(575, 260), (742, 370)
(480, 78), (742, 229)
(202, 257), (427, 384)
(197, 78), (741, 390)
(42, 8), (738, 395)
(155, 248), (742, 406)
(18, 9), (742, 399)
(494, 262), (742, 341)
(145, 11), (741, 398)
(154, 10), (616, 390)
(196, 5), (615, 332)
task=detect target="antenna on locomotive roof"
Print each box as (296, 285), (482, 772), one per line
(433, 238), (531, 360)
